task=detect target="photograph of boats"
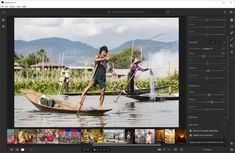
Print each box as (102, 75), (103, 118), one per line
(14, 18), (179, 127)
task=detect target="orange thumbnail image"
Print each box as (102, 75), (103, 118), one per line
(15, 129), (37, 144)
(175, 128), (186, 144)
(81, 129), (103, 144)
(155, 129), (165, 144)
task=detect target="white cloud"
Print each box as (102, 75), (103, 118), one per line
(15, 18), (178, 48)
(15, 18), (64, 27)
(114, 25), (128, 33)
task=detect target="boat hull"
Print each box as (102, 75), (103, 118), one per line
(21, 89), (112, 115)
(127, 95), (179, 101)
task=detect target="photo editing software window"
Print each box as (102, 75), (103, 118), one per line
(0, 1), (235, 153)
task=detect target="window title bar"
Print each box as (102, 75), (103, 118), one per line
(1, 0), (235, 8)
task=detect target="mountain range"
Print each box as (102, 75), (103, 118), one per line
(15, 37), (178, 66)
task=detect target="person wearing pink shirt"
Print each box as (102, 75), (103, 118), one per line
(125, 58), (150, 95)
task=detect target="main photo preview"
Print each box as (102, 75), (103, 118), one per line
(8, 17), (185, 145)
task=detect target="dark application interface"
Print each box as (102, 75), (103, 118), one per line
(0, 8), (234, 153)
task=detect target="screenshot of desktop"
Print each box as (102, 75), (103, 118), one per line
(0, 1), (235, 153)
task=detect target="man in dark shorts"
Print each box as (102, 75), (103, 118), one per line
(77, 46), (112, 112)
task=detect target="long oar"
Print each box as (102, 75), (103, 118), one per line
(113, 70), (137, 103)
(77, 64), (98, 114)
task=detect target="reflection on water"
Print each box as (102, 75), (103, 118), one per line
(149, 70), (156, 101)
(14, 95), (179, 127)
(125, 102), (136, 110)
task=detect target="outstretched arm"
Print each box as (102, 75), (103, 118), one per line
(95, 55), (112, 62)
(138, 67), (150, 72)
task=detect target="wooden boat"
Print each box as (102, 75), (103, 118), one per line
(21, 89), (112, 115)
(127, 95), (179, 101)
(62, 86), (168, 96)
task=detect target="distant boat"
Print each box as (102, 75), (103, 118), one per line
(62, 86), (169, 96)
(20, 89), (112, 115)
(127, 95), (179, 101)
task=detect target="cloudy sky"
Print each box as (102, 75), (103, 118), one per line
(15, 18), (178, 49)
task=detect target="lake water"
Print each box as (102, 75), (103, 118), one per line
(15, 95), (179, 128)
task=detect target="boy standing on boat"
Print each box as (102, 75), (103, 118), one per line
(125, 58), (150, 95)
(78, 46), (112, 111)
(64, 67), (70, 93)
(59, 67), (69, 93)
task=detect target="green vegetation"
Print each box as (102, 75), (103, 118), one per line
(110, 47), (142, 69)
(14, 70), (178, 95)
(15, 49), (49, 68)
(14, 47), (179, 95)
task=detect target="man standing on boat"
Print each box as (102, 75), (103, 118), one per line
(64, 67), (70, 93)
(78, 46), (112, 111)
(125, 58), (150, 95)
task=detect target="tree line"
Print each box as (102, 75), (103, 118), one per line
(110, 47), (142, 69)
(15, 47), (141, 69)
(14, 49), (49, 68)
